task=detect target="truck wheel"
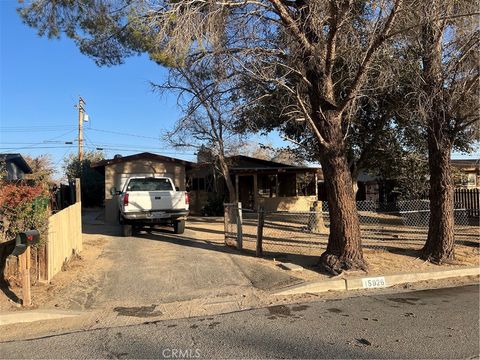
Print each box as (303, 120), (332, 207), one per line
(122, 224), (133, 237)
(173, 220), (185, 234)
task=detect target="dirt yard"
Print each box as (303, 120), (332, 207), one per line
(199, 214), (479, 283)
(1, 215), (478, 313)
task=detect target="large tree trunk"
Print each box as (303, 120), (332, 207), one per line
(305, 77), (366, 274)
(422, 139), (455, 263)
(318, 146), (366, 274)
(420, 4), (455, 264)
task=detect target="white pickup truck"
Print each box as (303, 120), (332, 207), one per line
(115, 176), (189, 236)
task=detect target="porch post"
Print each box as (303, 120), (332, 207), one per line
(235, 174), (239, 203)
(253, 174), (258, 210)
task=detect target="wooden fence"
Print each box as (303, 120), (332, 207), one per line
(46, 201), (82, 281)
(454, 188), (480, 218)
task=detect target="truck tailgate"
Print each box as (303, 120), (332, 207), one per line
(125, 191), (186, 212)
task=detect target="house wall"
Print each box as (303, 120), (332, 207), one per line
(104, 160), (186, 223)
(257, 195), (318, 212)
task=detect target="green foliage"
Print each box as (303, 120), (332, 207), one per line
(63, 151), (105, 207)
(0, 182), (49, 244)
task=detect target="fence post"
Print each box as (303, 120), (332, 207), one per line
(75, 178), (81, 204)
(19, 246), (32, 307)
(224, 204), (229, 245)
(256, 206), (265, 257)
(236, 202), (243, 250)
(308, 201), (327, 233)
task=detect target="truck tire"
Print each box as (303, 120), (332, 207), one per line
(122, 224), (133, 237)
(173, 220), (185, 234)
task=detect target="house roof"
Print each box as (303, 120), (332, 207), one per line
(91, 152), (194, 168)
(451, 159), (480, 170)
(226, 155), (295, 168)
(0, 153), (32, 174)
(230, 166), (321, 175)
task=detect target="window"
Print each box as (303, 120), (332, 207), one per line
(455, 173), (477, 188)
(191, 177), (206, 191)
(258, 174), (277, 197)
(278, 173), (296, 197)
(296, 173), (316, 196)
(127, 178), (173, 191)
(205, 175), (215, 192)
(467, 173), (476, 187)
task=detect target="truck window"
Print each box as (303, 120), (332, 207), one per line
(126, 178), (173, 191)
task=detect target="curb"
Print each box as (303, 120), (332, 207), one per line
(273, 266), (480, 296)
(273, 278), (346, 295)
(0, 310), (82, 326)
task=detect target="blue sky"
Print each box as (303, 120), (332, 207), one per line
(0, 0), (282, 179)
(0, 1), (477, 180)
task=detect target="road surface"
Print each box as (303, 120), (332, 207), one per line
(2, 284), (478, 359)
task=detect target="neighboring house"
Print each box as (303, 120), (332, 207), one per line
(348, 158), (480, 203)
(0, 153), (32, 180)
(91, 152), (193, 223)
(187, 155), (321, 213)
(451, 159), (480, 189)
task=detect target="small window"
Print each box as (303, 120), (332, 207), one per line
(127, 178), (173, 191)
(191, 177), (205, 191)
(198, 178), (205, 191)
(258, 174), (277, 198)
(467, 173), (476, 187)
(296, 173), (316, 196)
(205, 175), (214, 192)
(192, 178), (199, 191)
(278, 173), (296, 197)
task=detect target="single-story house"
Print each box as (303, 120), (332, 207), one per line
(345, 158), (480, 202)
(91, 152), (193, 223)
(451, 159), (480, 189)
(0, 153), (32, 180)
(187, 155), (321, 213)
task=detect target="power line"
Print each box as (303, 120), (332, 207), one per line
(0, 129), (77, 152)
(83, 144), (195, 155)
(86, 127), (161, 140)
(0, 126), (76, 132)
(0, 146), (77, 150)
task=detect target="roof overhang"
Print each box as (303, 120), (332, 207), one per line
(91, 152), (194, 168)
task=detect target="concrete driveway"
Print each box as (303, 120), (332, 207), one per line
(78, 214), (302, 314)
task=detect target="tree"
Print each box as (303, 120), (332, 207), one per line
(238, 142), (305, 166)
(156, 57), (242, 202)
(19, 0), (407, 273)
(24, 154), (55, 186)
(64, 151), (105, 207)
(399, 1), (479, 263)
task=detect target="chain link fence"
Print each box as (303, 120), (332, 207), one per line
(224, 200), (479, 257)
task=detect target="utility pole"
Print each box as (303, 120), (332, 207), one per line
(77, 96), (85, 161)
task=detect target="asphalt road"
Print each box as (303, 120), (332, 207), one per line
(2, 284), (479, 359)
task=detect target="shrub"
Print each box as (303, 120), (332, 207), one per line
(0, 182), (49, 243)
(201, 194), (225, 216)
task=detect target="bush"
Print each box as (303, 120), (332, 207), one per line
(0, 182), (49, 243)
(201, 194), (225, 216)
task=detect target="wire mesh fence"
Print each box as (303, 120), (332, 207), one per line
(224, 200), (479, 257)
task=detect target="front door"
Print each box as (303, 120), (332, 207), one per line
(238, 175), (255, 210)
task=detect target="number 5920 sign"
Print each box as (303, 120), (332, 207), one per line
(362, 276), (386, 289)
